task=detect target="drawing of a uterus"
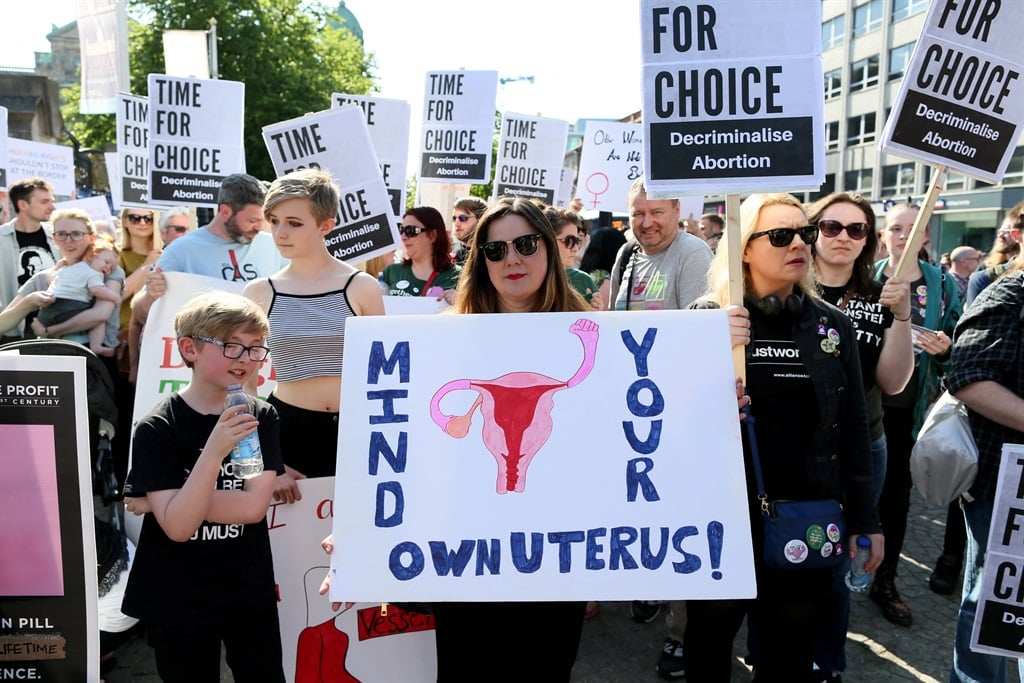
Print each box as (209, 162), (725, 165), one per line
(429, 319), (599, 494)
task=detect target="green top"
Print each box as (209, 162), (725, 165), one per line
(566, 267), (596, 303)
(382, 263), (461, 297)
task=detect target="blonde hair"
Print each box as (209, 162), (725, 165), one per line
(50, 208), (95, 235)
(704, 193), (818, 307)
(118, 207), (163, 251)
(174, 292), (270, 369)
(263, 168), (339, 225)
(85, 234), (119, 262)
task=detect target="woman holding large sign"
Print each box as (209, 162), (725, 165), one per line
(685, 193), (883, 682)
(244, 169), (384, 503)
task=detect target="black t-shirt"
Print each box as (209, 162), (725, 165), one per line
(15, 228), (56, 286)
(122, 393), (284, 626)
(877, 273), (927, 408)
(818, 281), (893, 392)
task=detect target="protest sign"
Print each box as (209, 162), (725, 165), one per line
(493, 113), (569, 205)
(879, 1), (1024, 184)
(0, 355), (98, 682)
(639, 0), (823, 196)
(268, 477), (437, 683)
(104, 152), (121, 208)
(76, 0), (129, 115)
(147, 74), (245, 208)
(556, 166), (575, 209)
(6, 139), (75, 197)
(262, 107), (399, 264)
(576, 121), (643, 212)
(55, 196), (114, 226)
(332, 93), (411, 220)
(971, 443), (1024, 657)
(116, 93), (149, 207)
(330, 310), (755, 603)
(419, 70), (498, 184)
(0, 106), (8, 190)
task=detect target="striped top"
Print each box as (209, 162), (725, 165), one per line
(266, 273), (358, 382)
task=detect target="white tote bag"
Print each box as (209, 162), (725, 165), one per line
(910, 391), (978, 505)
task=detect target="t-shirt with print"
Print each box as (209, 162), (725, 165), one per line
(16, 228), (56, 287)
(122, 393), (285, 626)
(381, 263), (460, 297)
(156, 227), (287, 282)
(613, 232), (712, 311)
(818, 281), (893, 393)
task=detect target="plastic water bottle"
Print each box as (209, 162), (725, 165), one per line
(224, 384), (264, 479)
(845, 536), (872, 592)
(377, 272), (389, 296)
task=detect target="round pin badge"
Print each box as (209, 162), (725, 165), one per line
(826, 524), (841, 542)
(806, 525), (825, 550)
(821, 339), (836, 353)
(821, 542), (834, 558)
(784, 539), (809, 564)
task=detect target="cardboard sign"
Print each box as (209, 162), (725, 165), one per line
(6, 139), (75, 197)
(879, 1), (1024, 183)
(493, 113), (569, 205)
(332, 93), (411, 221)
(576, 121), (643, 212)
(419, 70), (498, 184)
(639, 0), (823, 196)
(262, 107), (399, 264)
(147, 74), (245, 208)
(116, 94), (149, 207)
(0, 356), (98, 681)
(330, 310), (755, 603)
(971, 443), (1024, 657)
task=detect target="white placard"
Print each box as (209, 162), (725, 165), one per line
(640, 0), (824, 196)
(262, 107), (399, 264)
(493, 113), (569, 205)
(105, 152), (121, 209)
(330, 310), (755, 603)
(6, 139), (75, 197)
(332, 93), (411, 221)
(878, 1), (1024, 184)
(970, 443), (1024, 657)
(161, 30), (210, 79)
(0, 106), (8, 191)
(116, 93), (149, 207)
(147, 74), (245, 208)
(55, 196), (114, 225)
(76, 0), (129, 115)
(556, 165), (575, 209)
(419, 70), (498, 184)
(576, 121), (644, 213)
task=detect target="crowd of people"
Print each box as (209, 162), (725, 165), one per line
(1, 171), (1023, 683)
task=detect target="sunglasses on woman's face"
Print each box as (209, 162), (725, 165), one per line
(556, 235), (583, 249)
(399, 224), (428, 238)
(479, 233), (542, 262)
(127, 213), (154, 224)
(816, 219), (869, 241)
(748, 225), (819, 248)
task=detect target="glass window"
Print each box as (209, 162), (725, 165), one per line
(844, 168), (874, 195)
(826, 121), (840, 151)
(824, 68), (842, 100)
(882, 163), (917, 196)
(888, 43), (915, 81)
(945, 172), (967, 191)
(850, 55), (880, 92)
(892, 0), (928, 21)
(1000, 146), (1024, 186)
(847, 113), (877, 145)
(822, 15), (845, 49)
(853, 0), (883, 36)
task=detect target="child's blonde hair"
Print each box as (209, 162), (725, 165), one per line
(175, 292), (270, 368)
(86, 235), (119, 263)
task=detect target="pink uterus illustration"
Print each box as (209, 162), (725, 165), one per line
(429, 318), (599, 494)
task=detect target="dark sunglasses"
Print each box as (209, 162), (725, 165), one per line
(163, 224), (189, 234)
(816, 219), (869, 241)
(748, 225), (819, 248)
(126, 213), (154, 224)
(453, 214), (473, 223)
(479, 233), (542, 262)
(399, 224), (429, 238)
(556, 235), (583, 249)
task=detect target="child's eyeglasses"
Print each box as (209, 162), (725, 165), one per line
(192, 336), (270, 361)
(479, 234), (542, 262)
(816, 220), (869, 241)
(127, 213), (154, 224)
(748, 225), (819, 248)
(399, 225), (428, 238)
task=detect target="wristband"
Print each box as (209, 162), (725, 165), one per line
(894, 314), (910, 322)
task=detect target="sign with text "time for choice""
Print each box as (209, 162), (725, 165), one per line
(419, 70), (497, 185)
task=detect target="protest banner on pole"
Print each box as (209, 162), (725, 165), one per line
(262, 107), (399, 264)
(6, 139), (76, 197)
(55, 196), (115, 226)
(639, 0), (823, 197)
(576, 121), (643, 213)
(147, 74), (245, 208)
(162, 30), (210, 79)
(556, 166), (575, 208)
(878, 0), (1024, 184)
(104, 152), (121, 208)
(332, 93), (411, 222)
(0, 355), (99, 682)
(75, 0), (129, 115)
(492, 113), (569, 205)
(116, 93), (149, 207)
(268, 477), (437, 683)
(329, 310), (755, 604)
(0, 106), (8, 191)
(419, 70), (498, 185)
(970, 443), (1024, 657)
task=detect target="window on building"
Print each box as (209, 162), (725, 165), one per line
(882, 163), (917, 196)
(824, 68), (842, 100)
(892, 0), (928, 21)
(850, 55), (880, 92)
(945, 172), (967, 191)
(1001, 146), (1024, 186)
(810, 174), (837, 203)
(847, 113), (876, 145)
(826, 121), (840, 151)
(844, 168), (873, 195)
(822, 15), (845, 49)
(888, 43), (915, 81)
(853, 0), (883, 36)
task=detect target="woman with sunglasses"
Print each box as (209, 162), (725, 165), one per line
(545, 206), (603, 310)
(806, 192), (913, 680)
(684, 193), (882, 683)
(381, 207), (461, 304)
(436, 197), (589, 681)
(868, 202), (962, 628)
(244, 169), (384, 504)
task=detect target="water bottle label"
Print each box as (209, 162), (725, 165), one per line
(232, 435), (262, 461)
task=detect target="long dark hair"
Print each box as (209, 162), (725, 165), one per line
(580, 227), (627, 273)
(806, 192), (879, 296)
(403, 206), (454, 272)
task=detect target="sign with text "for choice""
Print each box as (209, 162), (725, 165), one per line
(493, 113), (569, 205)
(419, 70), (497, 184)
(117, 93), (149, 207)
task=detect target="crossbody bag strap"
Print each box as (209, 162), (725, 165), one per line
(742, 407), (769, 515)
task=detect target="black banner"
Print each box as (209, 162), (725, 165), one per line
(419, 153), (488, 183)
(150, 171), (222, 205)
(325, 212), (397, 262)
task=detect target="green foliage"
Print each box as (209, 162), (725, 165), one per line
(60, 81), (115, 150)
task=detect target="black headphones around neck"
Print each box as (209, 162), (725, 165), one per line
(745, 289), (805, 317)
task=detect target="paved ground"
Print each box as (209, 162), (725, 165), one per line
(104, 494), (1023, 682)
